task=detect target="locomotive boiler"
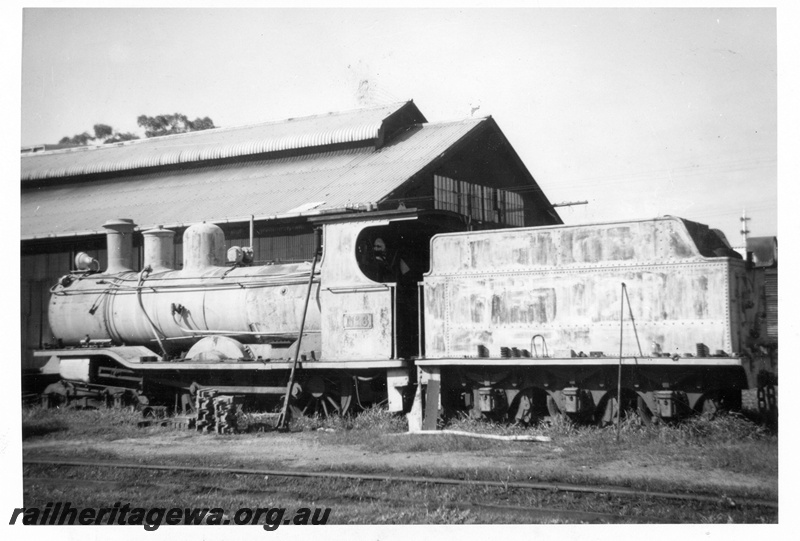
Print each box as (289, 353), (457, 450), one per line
(48, 219), (322, 360)
(36, 212), (777, 425)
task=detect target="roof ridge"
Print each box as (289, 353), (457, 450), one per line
(420, 115), (490, 126)
(227, 100), (414, 130)
(21, 101), (416, 159)
(21, 101), (428, 181)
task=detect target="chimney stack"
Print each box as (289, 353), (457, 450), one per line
(103, 219), (136, 274)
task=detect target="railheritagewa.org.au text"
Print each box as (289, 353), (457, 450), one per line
(9, 501), (331, 530)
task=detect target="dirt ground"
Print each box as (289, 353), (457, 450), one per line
(22, 428), (778, 499)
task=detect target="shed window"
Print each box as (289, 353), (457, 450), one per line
(434, 175), (524, 226)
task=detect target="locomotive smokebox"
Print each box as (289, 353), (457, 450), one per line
(103, 218), (136, 273)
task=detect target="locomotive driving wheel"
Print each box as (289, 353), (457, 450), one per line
(41, 381), (70, 408)
(289, 375), (355, 418)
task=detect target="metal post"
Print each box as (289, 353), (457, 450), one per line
(623, 286), (644, 357)
(392, 285), (397, 359)
(616, 283), (625, 443)
(417, 283), (424, 359)
(249, 215), (254, 250)
(276, 228), (321, 431)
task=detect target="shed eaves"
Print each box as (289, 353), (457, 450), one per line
(22, 118), (485, 239)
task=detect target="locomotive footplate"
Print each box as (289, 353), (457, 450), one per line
(35, 348), (413, 414)
(415, 357), (746, 368)
(36, 348), (409, 371)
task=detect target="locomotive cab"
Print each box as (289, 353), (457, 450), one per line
(318, 211), (449, 361)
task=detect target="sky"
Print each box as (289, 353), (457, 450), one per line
(16, 8), (779, 245)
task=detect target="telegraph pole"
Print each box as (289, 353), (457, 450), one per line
(740, 209), (750, 247)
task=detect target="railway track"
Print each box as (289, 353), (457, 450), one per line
(23, 456), (777, 524)
(24, 475), (647, 524)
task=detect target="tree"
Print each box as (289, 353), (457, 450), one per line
(90, 124), (140, 144)
(93, 124), (114, 140)
(186, 116), (215, 132)
(58, 126), (140, 146)
(137, 114), (216, 138)
(56, 112), (215, 146)
(58, 132), (92, 146)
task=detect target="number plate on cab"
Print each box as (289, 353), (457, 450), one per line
(343, 313), (373, 330)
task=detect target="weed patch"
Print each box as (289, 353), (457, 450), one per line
(22, 417), (68, 439)
(281, 405), (409, 448)
(22, 405), (154, 441)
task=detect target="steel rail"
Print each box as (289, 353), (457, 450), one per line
(22, 457), (778, 509)
(23, 476), (662, 524)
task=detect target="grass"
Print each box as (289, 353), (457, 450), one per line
(21, 462), (776, 524)
(22, 406), (147, 441)
(556, 412), (779, 479)
(20, 402), (778, 501)
(292, 407), (778, 499)
(286, 405), (408, 433)
(303, 406), (778, 476)
(22, 402), (775, 449)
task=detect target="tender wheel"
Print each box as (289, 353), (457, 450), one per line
(697, 390), (740, 418)
(507, 388), (548, 425)
(546, 394), (564, 419)
(637, 395), (659, 426)
(546, 392), (591, 424)
(597, 395), (618, 427)
(699, 394), (719, 417)
(595, 390), (637, 427)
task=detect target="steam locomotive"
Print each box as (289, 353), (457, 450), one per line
(35, 211), (777, 425)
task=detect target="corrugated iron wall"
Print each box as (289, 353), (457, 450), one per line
(765, 268), (777, 341)
(21, 251), (81, 370)
(227, 227), (315, 264)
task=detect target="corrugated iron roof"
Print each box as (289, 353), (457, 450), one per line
(21, 101), (424, 181)
(22, 118), (486, 239)
(746, 236), (778, 267)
